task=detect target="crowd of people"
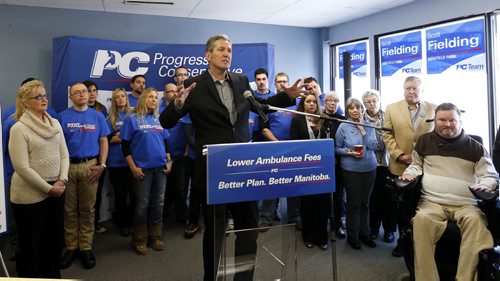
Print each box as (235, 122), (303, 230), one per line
(2, 34), (499, 281)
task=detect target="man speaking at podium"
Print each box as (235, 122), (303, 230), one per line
(160, 34), (304, 281)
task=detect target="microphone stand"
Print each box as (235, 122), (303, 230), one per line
(264, 104), (391, 281)
(266, 105), (393, 131)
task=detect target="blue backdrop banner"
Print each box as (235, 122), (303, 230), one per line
(52, 35), (275, 112)
(207, 139), (335, 205)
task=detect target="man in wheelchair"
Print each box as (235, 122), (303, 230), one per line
(399, 103), (499, 281)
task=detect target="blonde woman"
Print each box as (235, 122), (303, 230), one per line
(9, 80), (69, 278)
(106, 88), (134, 237)
(120, 88), (172, 255)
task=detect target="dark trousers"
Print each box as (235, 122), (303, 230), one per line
(196, 155), (258, 281)
(301, 193), (330, 245)
(187, 158), (202, 225)
(165, 155), (189, 222)
(369, 166), (397, 234)
(342, 169), (376, 240)
(286, 197), (300, 223)
(202, 201), (259, 281)
(108, 166), (135, 228)
(12, 196), (64, 278)
(331, 164), (345, 229)
(389, 172), (412, 248)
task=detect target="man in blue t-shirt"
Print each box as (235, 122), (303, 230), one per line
(161, 83), (190, 225)
(252, 68), (275, 141)
(58, 82), (110, 270)
(259, 72), (301, 231)
(172, 66), (203, 239)
(128, 74), (146, 108)
(303, 76), (344, 115)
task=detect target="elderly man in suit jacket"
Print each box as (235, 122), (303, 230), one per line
(383, 76), (437, 257)
(160, 34), (303, 281)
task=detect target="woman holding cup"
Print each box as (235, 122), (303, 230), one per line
(335, 97), (378, 250)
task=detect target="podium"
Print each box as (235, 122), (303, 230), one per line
(218, 224), (297, 281)
(206, 140), (335, 281)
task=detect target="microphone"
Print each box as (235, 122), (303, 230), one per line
(243, 90), (268, 123)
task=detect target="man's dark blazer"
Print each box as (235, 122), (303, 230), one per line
(160, 70), (295, 191)
(160, 69), (295, 281)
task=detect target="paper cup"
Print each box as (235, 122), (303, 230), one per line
(354, 145), (363, 153)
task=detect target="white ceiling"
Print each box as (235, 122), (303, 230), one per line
(0, 0), (414, 28)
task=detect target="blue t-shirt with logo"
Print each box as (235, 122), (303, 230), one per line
(120, 113), (170, 169)
(266, 105), (296, 141)
(106, 111), (128, 168)
(58, 107), (111, 158)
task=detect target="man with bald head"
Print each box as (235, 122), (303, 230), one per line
(160, 83), (190, 227)
(58, 82), (110, 270)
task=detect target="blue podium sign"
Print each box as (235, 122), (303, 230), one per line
(207, 139), (335, 205)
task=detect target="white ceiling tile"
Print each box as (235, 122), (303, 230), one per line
(0, 0), (413, 28)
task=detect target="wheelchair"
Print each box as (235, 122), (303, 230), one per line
(387, 176), (500, 281)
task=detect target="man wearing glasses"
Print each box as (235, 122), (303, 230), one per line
(302, 76), (344, 115)
(160, 83), (190, 228)
(58, 82), (110, 270)
(252, 68), (276, 231)
(174, 65), (190, 84)
(171, 66), (201, 239)
(259, 72), (304, 230)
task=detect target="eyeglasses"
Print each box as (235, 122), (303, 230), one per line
(276, 80), (289, 84)
(175, 73), (189, 77)
(405, 87), (420, 92)
(326, 99), (340, 103)
(70, 89), (88, 96)
(30, 94), (48, 101)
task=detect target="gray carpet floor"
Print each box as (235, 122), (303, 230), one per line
(0, 216), (408, 281)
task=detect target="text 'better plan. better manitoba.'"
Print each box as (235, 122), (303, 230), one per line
(218, 154), (331, 189)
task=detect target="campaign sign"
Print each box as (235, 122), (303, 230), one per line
(207, 139), (335, 205)
(338, 42), (367, 79)
(52, 36), (275, 112)
(379, 31), (422, 77)
(426, 18), (485, 74)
